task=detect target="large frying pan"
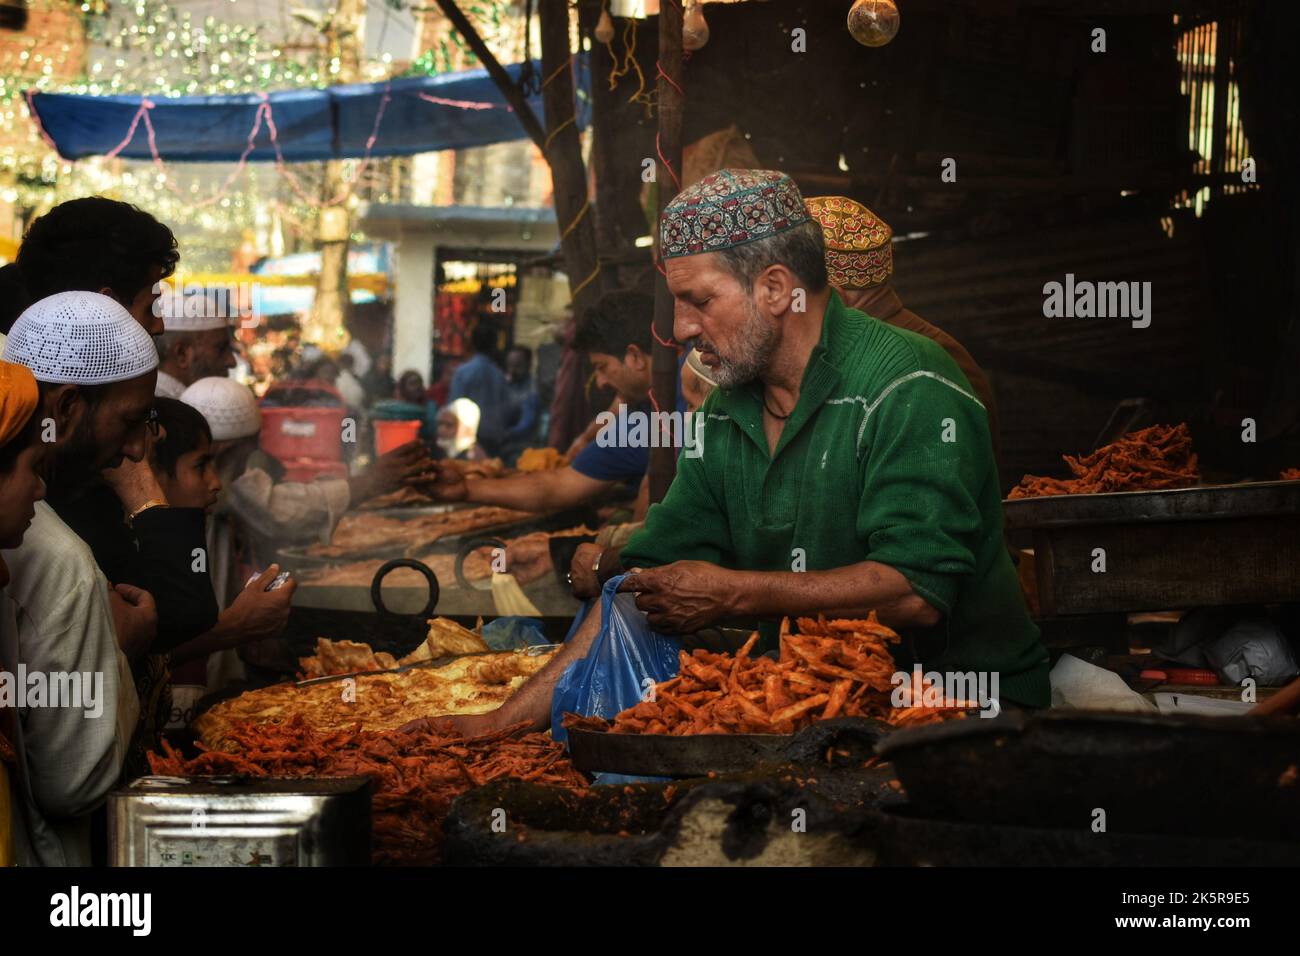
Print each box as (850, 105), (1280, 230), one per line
(876, 709), (1300, 841)
(279, 558), (441, 663)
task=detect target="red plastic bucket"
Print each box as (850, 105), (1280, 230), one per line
(374, 418), (421, 455)
(279, 458), (350, 483)
(259, 381), (346, 463)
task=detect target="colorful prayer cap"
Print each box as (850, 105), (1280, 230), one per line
(3, 291), (158, 385)
(806, 196), (893, 289)
(0, 360), (39, 447)
(661, 168), (811, 260)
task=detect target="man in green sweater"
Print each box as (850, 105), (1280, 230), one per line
(409, 169), (1047, 737)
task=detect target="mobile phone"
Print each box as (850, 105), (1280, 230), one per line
(245, 570), (292, 591)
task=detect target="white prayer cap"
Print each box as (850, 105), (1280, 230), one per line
(158, 285), (238, 332)
(180, 376), (261, 441)
(2, 290), (158, 385)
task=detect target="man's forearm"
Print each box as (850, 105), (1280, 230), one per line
(730, 562), (941, 628)
(465, 473), (550, 511)
(466, 470), (602, 513)
(169, 612), (247, 664)
(487, 604), (604, 731)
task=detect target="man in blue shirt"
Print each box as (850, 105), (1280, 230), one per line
(421, 291), (656, 511)
(450, 323), (512, 456)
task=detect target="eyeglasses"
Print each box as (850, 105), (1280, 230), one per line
(145, 406), (160, 438)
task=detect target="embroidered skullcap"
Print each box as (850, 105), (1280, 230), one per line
(805, 195), (894, 289)
(661, 168), (811, 260)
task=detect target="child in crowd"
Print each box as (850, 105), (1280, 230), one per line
(0, 360), (46, 867)
(140, 399), (296, 745)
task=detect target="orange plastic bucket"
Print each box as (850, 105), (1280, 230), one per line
(374, 418), (421, 455)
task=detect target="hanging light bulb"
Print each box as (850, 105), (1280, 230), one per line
(847, 0), (900, 48)
(683, 1), (710, 51)
(595, 7), (615, 44)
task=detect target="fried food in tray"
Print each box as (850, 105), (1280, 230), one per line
(567, 613), (968, 738)
(442, 457), (508, 480)
(1282, 468), (1300, 481)
(356, 486), (439, 510)
(304, 505), (534, 558)
(297, 619), (490, 679)
(1008, 423), (1200, 499)
(515, 447), (569, 472)
(195, 646), (558, 748)
(297, 526), (595, 590)
(149, 718), (586, 866)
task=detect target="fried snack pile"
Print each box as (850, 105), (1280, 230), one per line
(148, 718), (586, 865)
(357, 486), (438, 510)
(298, 639), (399, 679)
(197, 648), (557, 747)
(440, 458), (508, 480)
(415, 617), (490, 659)
(595, 614), (965, 736)
(1008, 423), (1199, 499)
(516, 447), (568, 472)
(297, 619), (489, 679)
(1282, 468), (1300, 481)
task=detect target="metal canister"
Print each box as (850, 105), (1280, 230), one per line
(110, 776), (371, 867)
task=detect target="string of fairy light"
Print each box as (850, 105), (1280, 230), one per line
(0, 0), (516, 252)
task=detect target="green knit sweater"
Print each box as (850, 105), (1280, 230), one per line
(622, 291), (1050, 706)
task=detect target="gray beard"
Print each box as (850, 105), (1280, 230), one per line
(706, 297), (779, 389)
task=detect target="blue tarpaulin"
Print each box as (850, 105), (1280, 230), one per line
(27, 58), (589, 163)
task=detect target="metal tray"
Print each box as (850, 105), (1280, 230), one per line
(1003, 481), (1300, 615)
(876, 709), (1300, 841)
(567, 717), (891, 777)
(1002, 480), (1300, 528)
(278, 509), (586, 567)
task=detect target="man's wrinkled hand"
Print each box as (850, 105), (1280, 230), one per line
(353, 440), (434, 501)
(397, 711), (502, 738)
(221, 564), (297, 643)
(408, 460), (470, 503)
(617, 560), (738, 633)
(568, 542), (603, 599)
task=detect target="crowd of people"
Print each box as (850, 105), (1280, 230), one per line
(269, 319), (544, 468)
(0, 168), (1045, 867)
(0, 198), (445, 865)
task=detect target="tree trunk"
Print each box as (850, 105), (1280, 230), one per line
(538, 0), (602, 321)
(649, 0), (685, 502)
(307, 0), (366, 349)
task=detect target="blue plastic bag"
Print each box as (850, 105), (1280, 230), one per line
(550, 574), (681, 745)
(480, 615), (549, 651)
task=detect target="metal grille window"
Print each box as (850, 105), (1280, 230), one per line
(1174, 6), (1255, 216)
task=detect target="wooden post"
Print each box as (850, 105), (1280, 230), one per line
(649, 0), (685, 503)
(538, 0), (603, 322)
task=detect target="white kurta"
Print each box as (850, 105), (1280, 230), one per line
(0, 503), (139, 866)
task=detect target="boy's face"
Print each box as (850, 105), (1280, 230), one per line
(158, 434), (221, 511)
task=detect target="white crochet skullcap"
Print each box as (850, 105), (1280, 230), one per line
(180, 376), (262, 440)
(158, 285), (239, 332)
(2, 290), (158, 385)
